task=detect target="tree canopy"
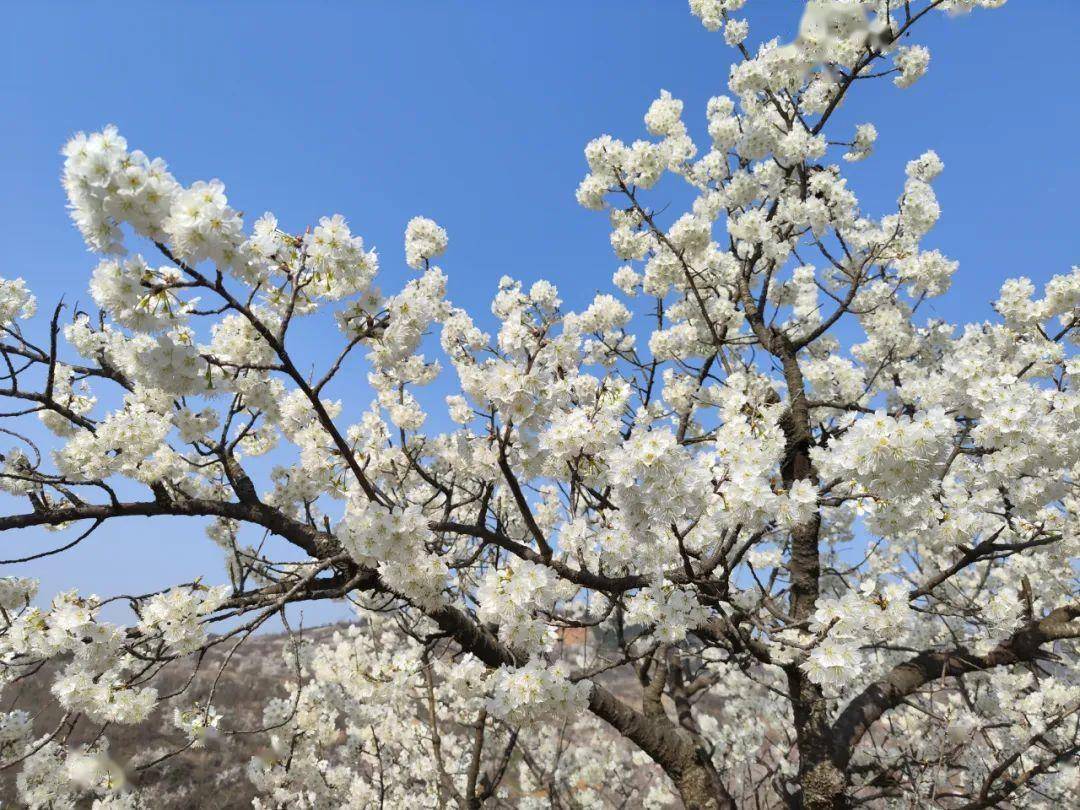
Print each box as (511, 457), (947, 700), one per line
(1, 1), (1077, 808)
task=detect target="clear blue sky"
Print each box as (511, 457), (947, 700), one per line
(2, 1), (1076, 624)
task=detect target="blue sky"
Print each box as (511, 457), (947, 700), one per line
(2, 1), (1076, 624)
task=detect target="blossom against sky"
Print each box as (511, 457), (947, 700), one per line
(2, 1), (1076, 615)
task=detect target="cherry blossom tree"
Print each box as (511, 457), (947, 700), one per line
(2, 0), (1077, 807)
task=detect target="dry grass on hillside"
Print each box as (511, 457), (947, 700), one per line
(1, 627), (340, 808)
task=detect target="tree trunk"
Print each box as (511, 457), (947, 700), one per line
(787, 668), (850, 810)
(587, 685), (734, 809)
(796, 760), (848, 810)
(673, 751), (735, 810)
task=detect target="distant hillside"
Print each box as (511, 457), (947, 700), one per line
(2, 626), (344, 808)
(2, 624), (671, 808)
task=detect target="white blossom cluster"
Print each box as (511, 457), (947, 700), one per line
(625, 585), (710, 643)
(61, 125), (181, 253)
(801, 580), (913, 689)
(476, 560), (576, 652)
(0, 277), (37, 326)
(486, 659), (590, 725)
(300, 214), (379, 300)
(337, 501), (449, 609)
(136, 584), (230, 654)
(404, 215), (449, 270)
